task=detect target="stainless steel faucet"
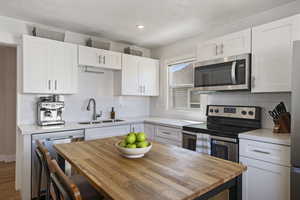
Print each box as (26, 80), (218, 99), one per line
(87, 98), (102, 121)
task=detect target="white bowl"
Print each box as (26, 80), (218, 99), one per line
(115, 141), (152, 158)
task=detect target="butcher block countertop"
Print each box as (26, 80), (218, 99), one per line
(54, 137), (246, 200)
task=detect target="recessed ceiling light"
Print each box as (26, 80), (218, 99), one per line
(136, 25), (145, 29)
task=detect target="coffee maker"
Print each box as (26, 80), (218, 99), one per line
(37, 95), (65, 126)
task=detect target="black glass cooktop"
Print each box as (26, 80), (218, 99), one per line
(183, 123), (258, 138)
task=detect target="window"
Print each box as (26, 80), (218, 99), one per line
(167, 58), (207, 110)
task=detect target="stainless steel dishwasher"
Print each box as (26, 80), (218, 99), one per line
(31, 129), (84, 199)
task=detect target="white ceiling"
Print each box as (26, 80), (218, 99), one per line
(0, 0), (294, 48)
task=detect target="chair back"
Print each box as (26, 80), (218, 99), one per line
(36, 140), (53, 177)
(49, 159), (82, 200)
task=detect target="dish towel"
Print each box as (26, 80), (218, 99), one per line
(196, 133), (211, 154)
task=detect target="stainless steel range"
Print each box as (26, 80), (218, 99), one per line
(182, 105), (261, 162)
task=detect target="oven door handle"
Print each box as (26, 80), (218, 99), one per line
(210, 135), (237, 143)
(231, 61), (237, 84)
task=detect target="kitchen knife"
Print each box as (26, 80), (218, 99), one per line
(279, 102), (287, 113)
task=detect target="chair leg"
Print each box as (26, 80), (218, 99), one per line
(37, 162), (42, 200)
(46, 180), (51, 200)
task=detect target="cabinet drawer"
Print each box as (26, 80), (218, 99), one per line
(155, 126), (182, 142)
(85, 125), (130, 141)
(155, 137), (181, 147)
(239, 139), (290, 166)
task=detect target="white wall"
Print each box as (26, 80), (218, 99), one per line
(20, 68), (150, 124)
(150, 1), (300, 128)
(0, 15), (151, 125)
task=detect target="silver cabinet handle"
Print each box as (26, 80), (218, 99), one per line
(99, 55), (102, 64)
(143, 85), (145, 93)
(252, 149), (271, 155)
(231, 61), (237, 84)
(48, 80), (51, 91)
(215, 45), (218, 55)
(103, 56), (106, 64)
(55, 80), (57, 90)
(161, 131), (171, 135)
(221, 43), (224, 54)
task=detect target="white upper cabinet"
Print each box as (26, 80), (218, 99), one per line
(197, 28), (251, 62)
(121, 54), (140, 95)
(139, 57), (159, 96)
(23, 35), (78, 94)
(221, 29), (251, 57)
(78, 45), (122, 70)
(197, 39), (221, 62)
(251, 15), (300, 93)
(115, 54), (159, 96)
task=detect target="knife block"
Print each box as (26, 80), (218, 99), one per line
(273, 112), (291, 134)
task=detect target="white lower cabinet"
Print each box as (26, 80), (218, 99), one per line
(240, 157), (290, 200)
(85, 125), (131, 140)
(240, 139), (290, 200)
(130, 123), (144, 133)
(144, 123), (156, 141)
(154, 125), (182, 147)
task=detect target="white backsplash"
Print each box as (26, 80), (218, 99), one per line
(18, 68), (150, 125)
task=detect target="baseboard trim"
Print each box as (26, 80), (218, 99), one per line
(0, 154), (16, 162)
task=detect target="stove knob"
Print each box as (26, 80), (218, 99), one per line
(209, 109), (214, 113)
(241, 110), (247, 115)
(248, 111), (254, 116)
(214, 109), (219, 113)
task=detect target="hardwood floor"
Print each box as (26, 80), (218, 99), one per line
(0, 162), (21, 200)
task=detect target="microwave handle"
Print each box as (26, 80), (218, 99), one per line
(231, 61), (237, 84)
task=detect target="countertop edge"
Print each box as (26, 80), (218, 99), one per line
(239, 129), (291, 146)
(18, 117), (203, 135)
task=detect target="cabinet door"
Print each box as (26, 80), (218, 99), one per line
(122, 54), (140, 95)
(103, 50), (122, 70)
(139, 57), (159, 96)
(23, 35), (51, 93)
(197, 39), (221, 62)
(130, 123), (144, 133)
(221, 28), (251, 57)
(78, 45), (99, 67)
(85, 125), (131, 141)
(50, 42), (78, 94)
(240, 156), (290, 200)
(144, 123), (155, 141)
(252, 16), (298, 93)
(78, 46), (121, 70)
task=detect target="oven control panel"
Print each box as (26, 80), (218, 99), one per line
(207, 105), (260, 120)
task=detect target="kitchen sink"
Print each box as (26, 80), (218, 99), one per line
(78, 119), (124, 125)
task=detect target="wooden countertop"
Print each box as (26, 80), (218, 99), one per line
(54, 137), (246, 200)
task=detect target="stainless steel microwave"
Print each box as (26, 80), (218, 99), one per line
(193, 53), (251, 91)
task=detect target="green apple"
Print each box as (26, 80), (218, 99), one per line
(125, 134), (136, 144)
(136, 132), (147, 142)
(119, 141), (126, 147)
(126, 144), (137, 148)
(127, 132), (135, 136)
(136, 141), (149, 148)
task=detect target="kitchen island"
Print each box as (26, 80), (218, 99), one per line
(54, 136), (246, 200)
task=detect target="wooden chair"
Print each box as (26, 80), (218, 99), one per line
(36, 140), (53, 200)
(36, 140), (103, 200)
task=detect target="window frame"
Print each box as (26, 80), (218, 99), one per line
(166, 56), (203, 112)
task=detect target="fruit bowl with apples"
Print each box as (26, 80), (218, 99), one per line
(115, 132), (152, 158)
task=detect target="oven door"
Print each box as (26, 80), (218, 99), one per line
(194, 53), (250, 91)
(210, 136), (238, 162)
(182, 132), (197, 151)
